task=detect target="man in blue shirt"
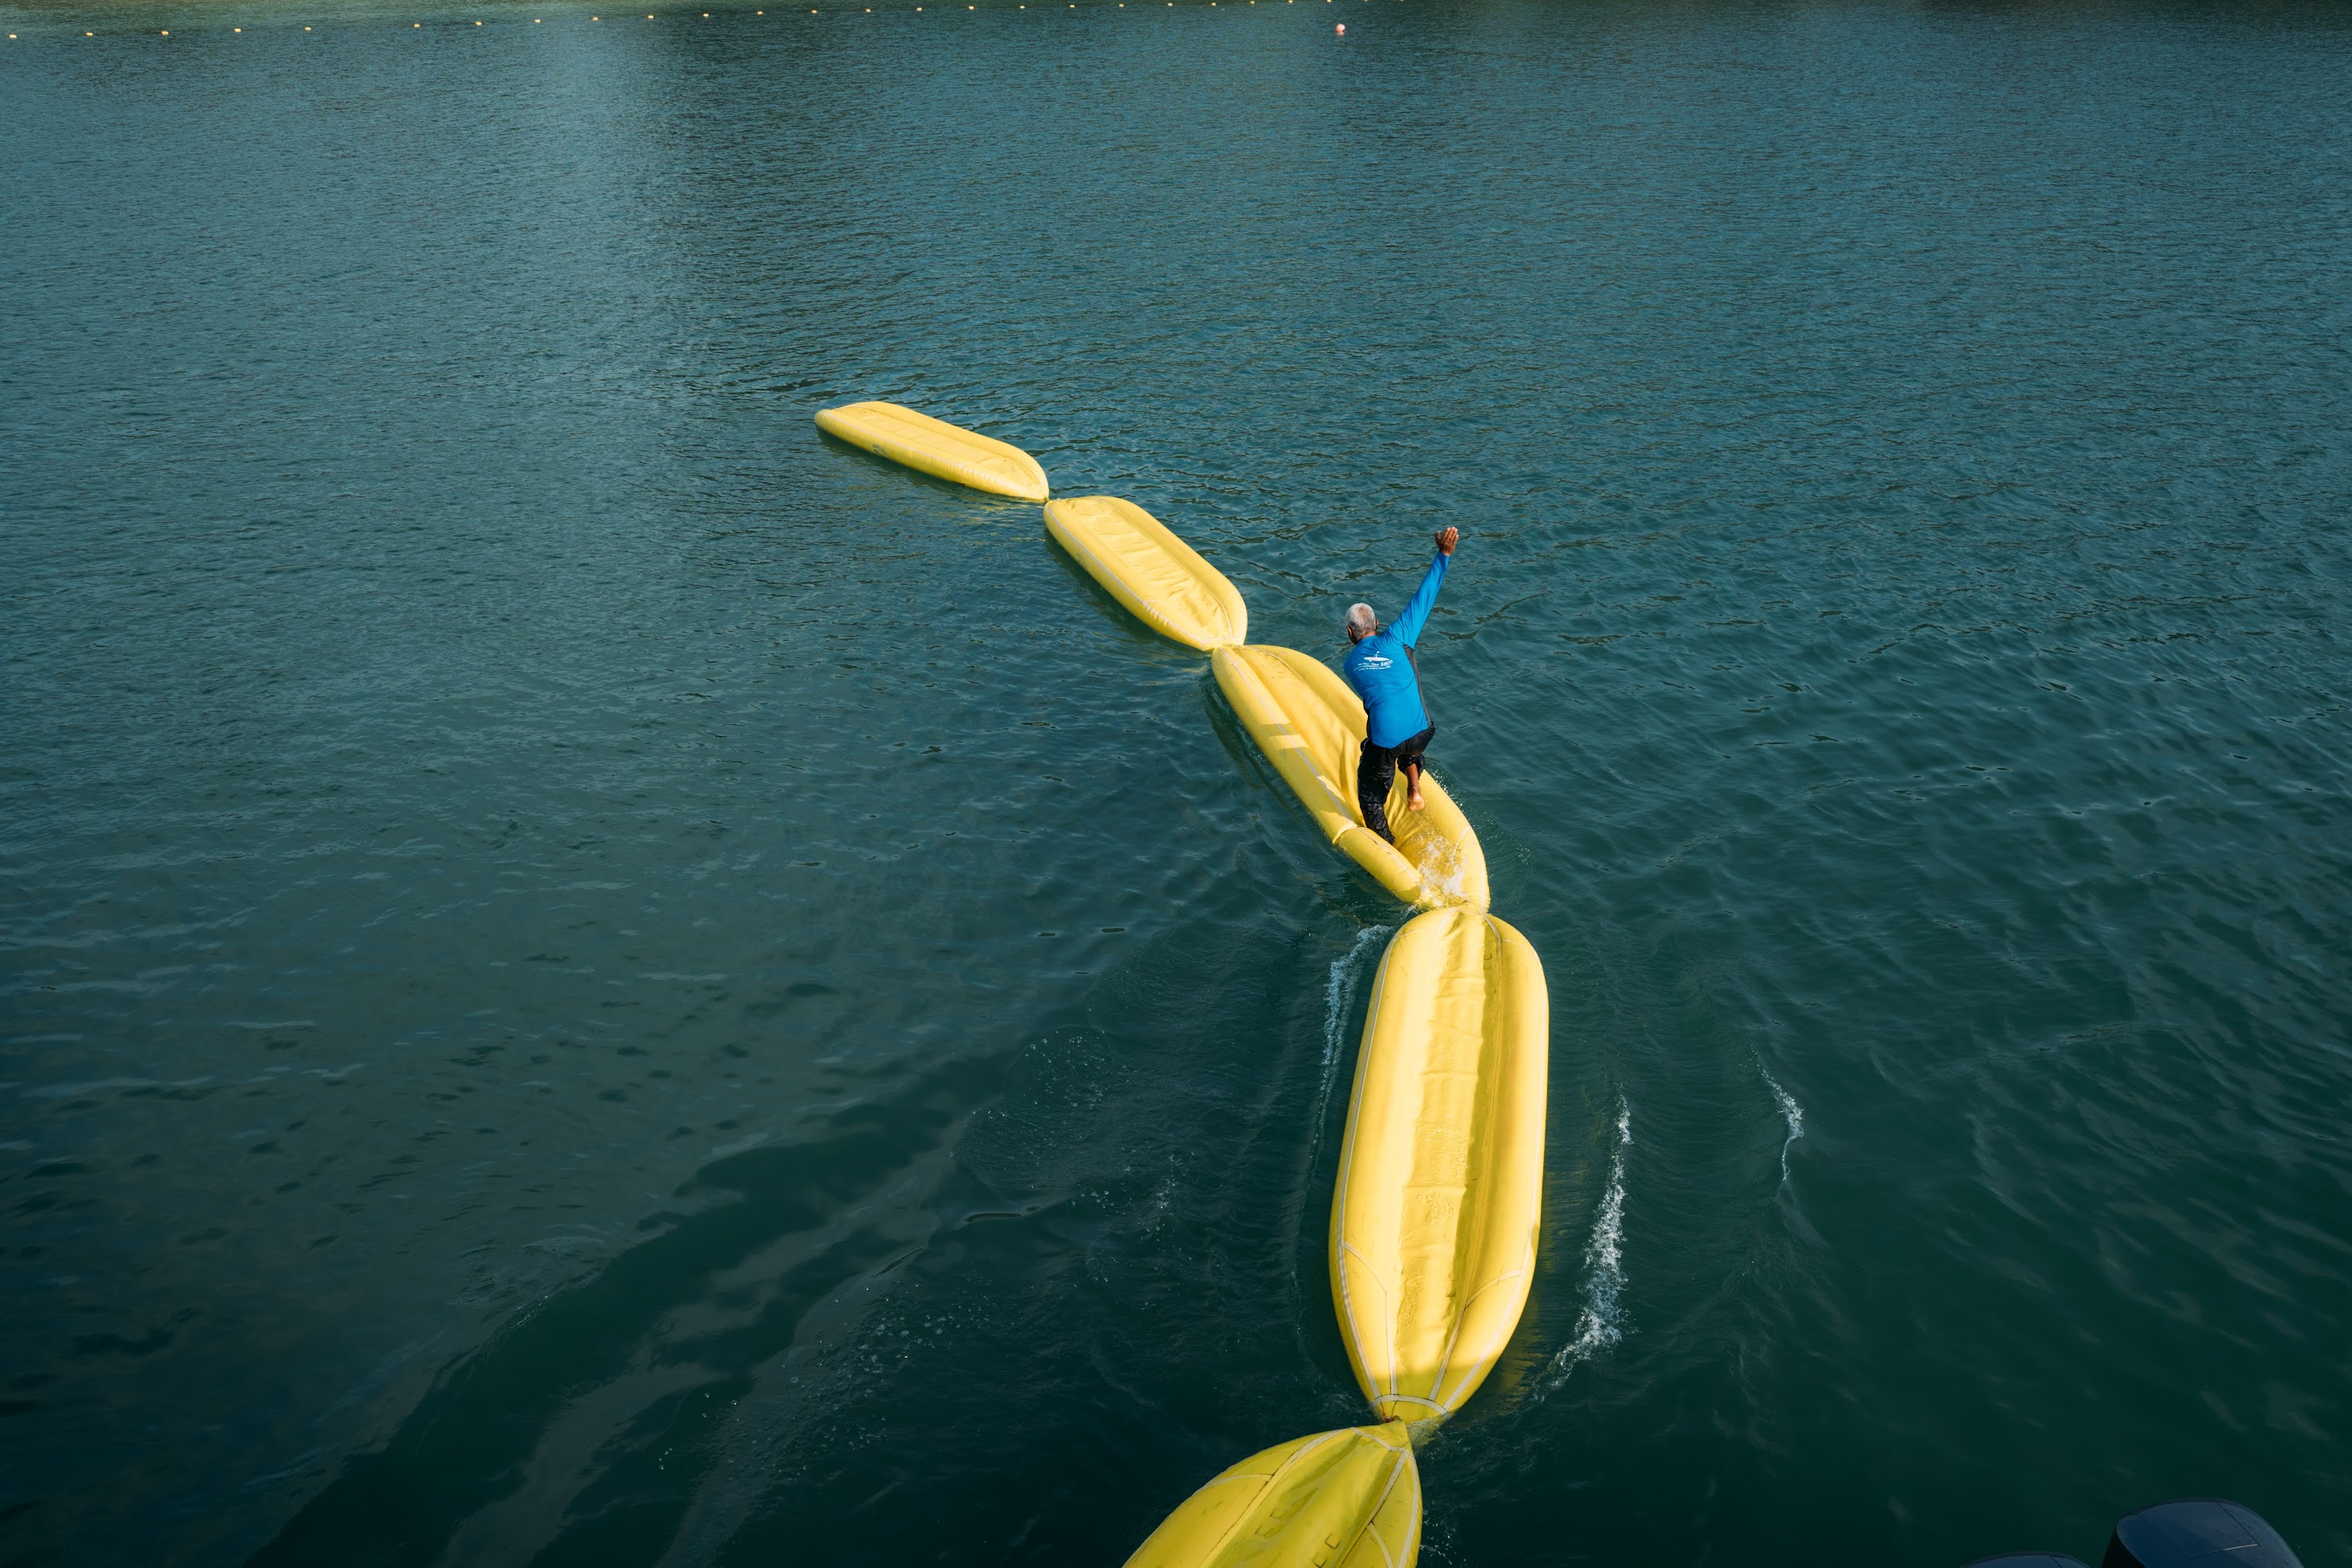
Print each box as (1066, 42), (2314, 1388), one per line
(1341, 527), (1458, 844)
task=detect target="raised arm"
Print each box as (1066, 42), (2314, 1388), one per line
(1391, 531), (1456, 646)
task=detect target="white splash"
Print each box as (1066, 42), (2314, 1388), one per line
(1545, 1099), (1632, 1390)
(1313, 925), (1391, 1134)
(1758, 1060), (1804, 1180)
(1410, 831), (1467, 906)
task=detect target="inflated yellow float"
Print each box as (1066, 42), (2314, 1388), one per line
(817, 422), (1547, 1568)
(813, 400), (1050, 501)
(1211, 644), (1488, 911)
(1123, 1423), (1421, 1568)
(1043, 496), (1247, 652)
(1331, 906), (1548, 1433)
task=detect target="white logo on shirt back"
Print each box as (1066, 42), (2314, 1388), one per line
(1359, 653), (1393, 670)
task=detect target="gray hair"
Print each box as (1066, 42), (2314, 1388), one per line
(1344, 602), (1378, 635)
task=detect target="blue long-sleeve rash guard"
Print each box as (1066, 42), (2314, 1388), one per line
(1342, 551), (1448, 749)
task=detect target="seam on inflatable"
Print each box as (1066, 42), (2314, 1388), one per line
(1209, 1431), (1347, 1562)
(1404, 1453), (1424, 1554)
(1421, 915), (1501, 1402)
(1230, 650), (1361, 832)
(1359, 1448), (1409, 1568)
(1424, 1302), (1471, 1410)
(1258, 653), (1361, 828)
(1113, 509), (1227, 640)
(1333, 943), (1394, 1399)
(1336, 1241), (1396, 1397)
(1434, 1264), (1530, 1408)
(1054, 522), (1177, 645)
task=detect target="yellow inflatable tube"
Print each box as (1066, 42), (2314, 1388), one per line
(1043, 496), (1249, 653)
(1211, 644), (1488, 911)
(1332, 907), (1549, 1433)
(1123, 1423), (1421, 1568)
(813, 400), (1050, 501)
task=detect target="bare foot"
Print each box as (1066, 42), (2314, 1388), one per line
(1407, 787), (1425, 812)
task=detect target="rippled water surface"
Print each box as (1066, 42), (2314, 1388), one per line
(5, 0), (2350, 1562)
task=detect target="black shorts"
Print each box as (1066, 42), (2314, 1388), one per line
(1356, 724), (1436, 845)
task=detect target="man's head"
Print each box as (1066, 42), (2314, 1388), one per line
(1344, 602), (1378, 645)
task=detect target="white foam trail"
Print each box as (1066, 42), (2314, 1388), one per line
(1757, 1060), (1804, 1180)
(1312, 925), (1390, 1135)
(1544, 1099), (1632, 1390)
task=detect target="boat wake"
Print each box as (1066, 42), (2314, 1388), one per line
(1757, 1059), (1804, 1180)
(1312, 925), (1391, 1139)
(1541, 1098), (1632, 1392)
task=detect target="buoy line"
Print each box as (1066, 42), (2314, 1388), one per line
(818, 401), (1551, 1568)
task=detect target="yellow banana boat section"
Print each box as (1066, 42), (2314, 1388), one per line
(1123, 1423), (1421, 1568)
(1210, 644), (1488, 911)
(1332, 907), (1548, 1432)
(1043, 496), (1249, 652)
(813, 400), (1051, 501)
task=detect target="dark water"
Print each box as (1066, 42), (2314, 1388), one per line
(5, 0), (2350, 1562)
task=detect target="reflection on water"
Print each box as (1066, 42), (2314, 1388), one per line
(3, 0), (2350, 1562)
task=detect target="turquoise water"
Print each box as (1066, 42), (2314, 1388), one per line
(5, 1), (2350, 1562)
